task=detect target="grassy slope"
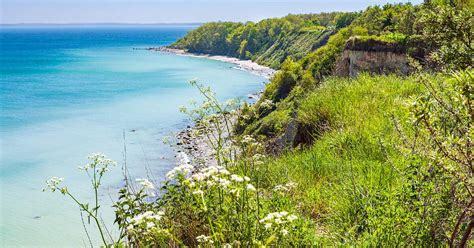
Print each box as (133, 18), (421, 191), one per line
(167, 3), (472, 245)
(252, 74), (427, 243)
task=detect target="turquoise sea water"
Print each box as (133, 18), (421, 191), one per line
(0, 25), (267, 246)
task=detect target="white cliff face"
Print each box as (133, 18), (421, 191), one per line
(335, 50), (410, 77)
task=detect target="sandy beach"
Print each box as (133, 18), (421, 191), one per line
(148, 47), (276, 79)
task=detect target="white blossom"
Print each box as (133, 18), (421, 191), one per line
(193, 190), (204, 196)
(264, 223), (272, 229)
(44, 177), (64, 192)
(287, 214), (298, 222)
(79, 153), (116, 175)
(246, 184), (256, 191)
(166, 163), (194, 179)
(196, 235), (213, 244)
(136, 178), (155, 190)
(260, 99), (274, 109)
(230, 174), (244, 182)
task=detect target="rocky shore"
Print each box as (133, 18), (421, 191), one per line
(146, 46), (274, 168)
(175, 114), (237, 168)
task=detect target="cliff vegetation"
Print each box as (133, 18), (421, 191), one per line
(45, 1), (473, 247)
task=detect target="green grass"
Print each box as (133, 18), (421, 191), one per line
(252, 74), (427, 244)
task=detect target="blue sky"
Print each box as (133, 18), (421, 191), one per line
(1, 0), (423, 24)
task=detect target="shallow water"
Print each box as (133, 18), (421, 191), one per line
(0, 25), (267, 246)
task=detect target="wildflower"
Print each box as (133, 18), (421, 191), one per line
(201, 100), (213, 109)
(252, 153), (266, 161)
(225, 99), (237, 107)
(273, 184), (289, 192)
(273, 181), (297, 193)
(241, 135), (256, 145)
(285, 182), (297, 189)
(207, 180), (216, 186)
(230, 174), (244, 182)
(166, 163), (194, 179)
(136, 178), (155, 190)
(264, 223), (272, 229)
(146, 222), (155, 229)
(217, 177), (231, 188)
(259, 211), (296, 229)
(44, 177), (64, 192)
(246, 184), (256, 191)
(243, 176), (250, 182)
(281, 229), (289, 236)
(229, 188), (240, 197)
(196, 235), (213, 244)
(178, 105), (187, 113)
(130, 210), (164, 224)
(192, 173), (206, 182)
(260, 99), (274, 109)
(287, 214), (298, 222)
(79, 153), (116, 175)
(193, 190), (204, 196)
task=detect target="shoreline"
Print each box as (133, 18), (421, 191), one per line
(149, 47), (274, 167)
(147, 47), (276, 79)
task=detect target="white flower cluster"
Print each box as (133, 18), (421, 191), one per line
(225, 99), (238, 108)
(201, 100), (213, 110)
(242, 114), (251, 120)
(273, 181), (297, 193)
(191, 165), (230, 182)
(78, 153), (116, 175)
(260, 99), (274, 109)
(241, 135), (256, 145)
(44, 177), (64, 193)
(230, 174), (250, 183)
(136, 178), (155, 190)
(252, 153), (266, 166)
(186, 165), (256, 196)
(178, 105), (188, 114)
(259, 211), (298, 234)
(196, 234), (214, 244)
(127, 210), (165, 234)
(166, 163), (194, 180)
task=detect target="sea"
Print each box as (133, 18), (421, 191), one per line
(0, 25), (267, 247)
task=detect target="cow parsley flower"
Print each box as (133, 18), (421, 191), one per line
(79, 153), (116, 175)
(44, 177), (64, 192)
(259, 211), (297, 231)
(166, 163), (194, 179)
(260, 99), (274, 109)
(264, 223), (272, 229)
(136, 178), (155, 190)
(193, 190), (204, 196)
(196, 235), (213, 244)
(230, 174), (244, 182)
(246, 184), (256, 191)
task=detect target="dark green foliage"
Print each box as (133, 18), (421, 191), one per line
(172, 22), (243, 55)
(415, 4), (473, 69)
(172, 13), (357, 69)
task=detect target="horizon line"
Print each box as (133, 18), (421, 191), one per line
(0, 22), (204, 26)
